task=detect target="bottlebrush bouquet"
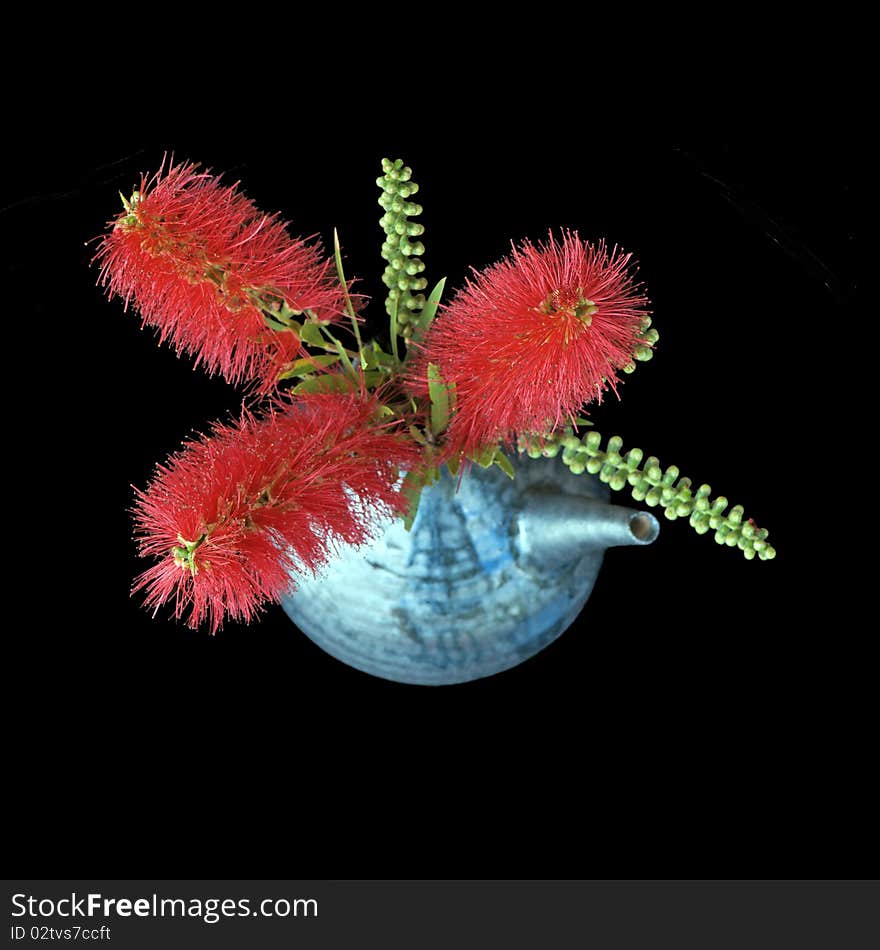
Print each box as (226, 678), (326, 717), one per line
(95, 157), (774, 634)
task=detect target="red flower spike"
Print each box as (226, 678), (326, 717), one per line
(132, 392), (422, 633)
(94, 159), (346, 388)
(414, 231), (650, 456)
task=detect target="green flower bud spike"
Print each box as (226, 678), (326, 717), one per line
(519, 428), (775, 560)
(378, 158), (427, 338)
(623, 315), (660, 374)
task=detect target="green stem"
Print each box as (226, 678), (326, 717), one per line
(389, 295), (400, 365)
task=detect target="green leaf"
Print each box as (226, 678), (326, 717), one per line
(428, 362), (450, 435)
(363, 341), (397, 370)
(574, 416), (594, 427)
(299, 322), (325, 346)
(418, 277), (446, 334)
(447, 378), (457, 413)
(494, 451), (516, 479)
(261, 313), (291, 333)
(291, 368), (383, 394)
(446, 454), (460, 478)
(333, 228), (358, 321)
(401, 471), (424, 531)
(277, 354), (341, 380)
(292, 374), (354, 395)
(408, 425), (428, 445)
(360, 370), (384, 388)
(278, 302), (301, 322)
(334, 227), (364, 361)
(373, 344), (397, 367)
(361, 346), (378, 370)
(475, 445), (497, 468)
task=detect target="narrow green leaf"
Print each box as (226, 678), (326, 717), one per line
(408, 425), (428, 445)
(446, 454), (460, 478)
(428, 362), (450, 435)
(475, 446), (497, 468)
(333, 228), (358, 321)
(291, 369), (381, 394)
(294, 369), (382, 393)
(372, 341), (397, 367)
(574, 416), (594, 427)
(418, 277), (446, 334)
(277, 354), (341, 380)
(298, 354), (342, 370)
(401, 471), (424, 531)
(261, 313), (291, 333)
(299, 322), (325, 346)
(363, 341), (397, 370)
(292, 374), (354, 394)
(494, 451), (516, 479)
(278, 302), (301, 322)
(334, 227), (364, 360)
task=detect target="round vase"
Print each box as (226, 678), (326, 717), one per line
(281, 455), (657, 685)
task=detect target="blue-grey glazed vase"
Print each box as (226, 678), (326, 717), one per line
(281, 454), (659, 685)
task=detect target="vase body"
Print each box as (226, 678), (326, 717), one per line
(282, 454), (657, 685)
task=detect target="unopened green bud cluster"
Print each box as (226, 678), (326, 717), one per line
(521, 429), (775, 560)
(622, 315), (660, 374)
(378, 158), (427, 334)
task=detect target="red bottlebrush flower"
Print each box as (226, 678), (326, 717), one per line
(94, 159), (346, 388)
(415, 231), (651, 456)
(132, 392), (421, 633)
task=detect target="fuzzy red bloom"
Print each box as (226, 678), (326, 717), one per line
(132, 392), (421, 632)
(95, 159), (345, 387)
(415, 231), (651, 456)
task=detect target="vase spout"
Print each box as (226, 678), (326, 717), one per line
(513, 489), (660, 571)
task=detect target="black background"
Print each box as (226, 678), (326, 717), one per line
(4, 95), (865, 881)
